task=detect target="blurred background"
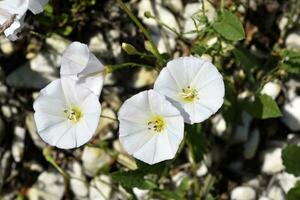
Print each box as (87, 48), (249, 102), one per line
(0, 0), (299, 199)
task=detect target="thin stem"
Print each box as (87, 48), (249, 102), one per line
(220, 0), (225, 12)
(116, 0), (163, 62)
(187, 141), (200, 200)
(106, 62), (158, 72)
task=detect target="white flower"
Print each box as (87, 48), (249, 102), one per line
(154, 56), (225, 124)
(60, 41), (105, 97)
(0, 0), (48, 41)
(118, 90), (184, 165)
(33, 78), (101, 149)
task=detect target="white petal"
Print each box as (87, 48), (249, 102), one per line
(28, 0), (48, 14)
(120, 130), (153, 155)
(60, 42), (90, 76)
(154, 56), (225, 124)
(38, 121), (71, 146)
(56, 126), (77, 149)
(77, 75), (104, 97)
(74, 119), (94, 148)
(133, 136), (157, 164)
(0, 0), (28, 15)
(118, 91), (152, 124)
(34, 112), (65, 133)
(148, 90), (181, 117)
(118, 90), (184, 164)
(4, 20), (21, 41)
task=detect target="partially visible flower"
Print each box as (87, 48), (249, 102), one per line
(33, 78), (101, 149)
(118, 90), (184, 165)
(154, 56), (224, 124)
(0, 0), (48, 41)
(60, 42), (105, 97)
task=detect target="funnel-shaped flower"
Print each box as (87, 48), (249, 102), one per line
(60, 42), (105, 97)
(154, 56), (224, 124)
(33, 78), (101, 149)
(0, 0), (48, 40)
(118, 90), (184, 165)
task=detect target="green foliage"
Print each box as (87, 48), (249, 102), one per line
(282, 145), (300, 176)
(233, 47), (259, 70)
(185, 124), (206, 163)
(212, 10), (245, 41)
(111, 161), (167, 190)
(243, 94), (282, 119)
(279, 49), (300, 74)
(287, 182), (300, 200)
(111, 170), (157, 189)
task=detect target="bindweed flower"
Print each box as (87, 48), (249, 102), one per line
(0, 0), (48, 41)
(118, 90), (184, 165)
(60, 42), (105, 97)
(33, 78), (101, 149)
(154, 56), (224, 124)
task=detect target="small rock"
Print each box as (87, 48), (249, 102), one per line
(89, 175), (112, 200)
(231, 186), (256, 200)
(244, 129), (260, 159)
(133, 68), (157, 88)
(133, 188), (149, 200)
(267, 185), (285, 200)
(1, 105), (12, 118)
(25, 113), (46, 149)
(0, 36), (15, 55)
(282, 96), (300, 131)
(0, 151), (11, 189)
(163, 0), (183, 13)
(211, 114), (227, 137)
(27, 171), (65, 200)
(88, 33), (109, 59)
(261, 81), (281, 100)
(197, 163), (208, 177)
(234, 112), (252, 143)
(82, 146), (111, 177)
(69, 161), (89, 199)
(6, 63), (54, 89)
(275, 172), (299, 193)
(45, 33), (70, 54)
(286, 31), (300, 49)
(183, 1), (217, 39)
(172, 171), (189, 187)
(11, 126), (26, 162)
(261, 148), (284, 175)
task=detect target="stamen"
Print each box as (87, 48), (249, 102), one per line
(64, 107), (82, 123)
(180, 86), (199, 103)
(147, 115), (165, 133)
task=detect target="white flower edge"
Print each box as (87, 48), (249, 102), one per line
(0, 0), (49, 40)
(33, 78), (101, 149)
(118, 90), (184, 165)
(154, 56), (225, 124)
(60, 41), (105, 97)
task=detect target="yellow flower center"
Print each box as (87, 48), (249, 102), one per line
(147, 115), (165, 133)
(64, 106), (82, 123)
(180, 86), (199, 103)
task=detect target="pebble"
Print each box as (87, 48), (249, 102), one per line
(261, 81), (281, 100)
(234, 112), (252, 143)
(261, 148), (284, 175)
(267, 185), (285, 200)
(89, 175), (112, 200)
(286, 31), (300, 49)
(11, 126), (26, 162)
(231, 186), (256, 200)
(69, 161), (89, 199)
(25, 113), (46, 149)
(82, 146), (111, 177)
(27, 171), (65, 200)
(243, 129), (260, 159)
(211, 114), (227, 137)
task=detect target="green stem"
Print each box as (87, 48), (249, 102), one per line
(116, 0), (163, 62)
(220, 0), (225, 13)
(187, 141), (200, 199)
(106, 62), (157, 72)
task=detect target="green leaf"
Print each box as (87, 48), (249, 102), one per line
(244, 94), (282, 119)
(212, 10), (245, 41)
(136, 160), (167, 175)
(186, 124), (206, 162)
(278, 49), (300, 74)
(287, 181), (300, 200)
(111, 170), (157, 189)
(282, 145), (300, 176)
(233, 47), (259, 70)
(154, 189), (185, 200)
